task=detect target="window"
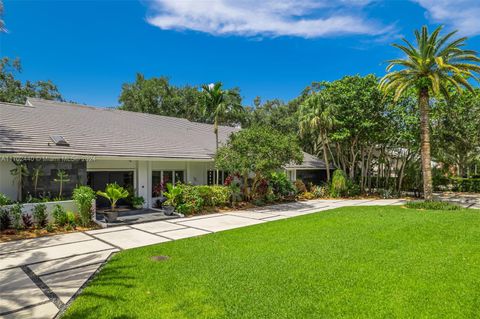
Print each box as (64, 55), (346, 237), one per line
(207, 170), (229, 185)
(152, 170), (184, 197)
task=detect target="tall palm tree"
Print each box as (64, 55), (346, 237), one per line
(380, 25), (480, 200)
(202, 82), (243, 184)
(299, 92), (335, 181)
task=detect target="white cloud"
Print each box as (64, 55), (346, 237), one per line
(414, 0), (480, 36)
(146, 0), (392, 38)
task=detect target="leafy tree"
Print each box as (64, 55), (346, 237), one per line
(380, 25), (480, 200)
(247, 97), (299, 135)
(215, 126), (303, 199)
(433, 89), (480, 176)
(0, 57), (63, 104)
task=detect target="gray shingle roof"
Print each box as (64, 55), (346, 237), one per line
(0, 98), (238, 159)
(285, 152), (327, 169)
(0, 98), (326, 169)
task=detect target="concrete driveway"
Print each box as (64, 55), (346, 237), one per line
(0, 198), (405, 319)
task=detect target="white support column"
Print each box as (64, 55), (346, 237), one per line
(137, 161), (149, 208)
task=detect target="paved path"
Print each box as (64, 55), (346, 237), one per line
(433, 192), (480, 209)
(0, 199), (405, 319)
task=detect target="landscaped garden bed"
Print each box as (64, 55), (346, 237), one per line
(62, 205), (480, 318)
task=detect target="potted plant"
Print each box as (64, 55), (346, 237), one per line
(131, 196), (145, 210)
(96, 183), (129, 222)
(162, 183), (182, 216)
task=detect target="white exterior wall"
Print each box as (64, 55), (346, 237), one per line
(0, 157), (215, 208)
(0, 160), (17, 201)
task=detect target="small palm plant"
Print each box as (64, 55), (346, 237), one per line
(97, 183), (129, 212)
(10, 161), (29, 201)
(31, 166), (43, 197)
(53, 170), (70, 199)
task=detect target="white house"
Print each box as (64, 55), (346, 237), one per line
(0, 98), (327, 207)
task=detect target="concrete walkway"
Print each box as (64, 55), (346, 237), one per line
(0, 199), (405, 319)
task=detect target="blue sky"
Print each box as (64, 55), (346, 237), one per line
(1, 0), (480, 107)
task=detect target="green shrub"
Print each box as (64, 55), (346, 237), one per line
(405, 201), (463, 211)
(45, 222), (55, 232)
(451, 178), (480, 192)
(210, 186), (231, 206)
(66, 211), (77, 228)
(0, 193), (11, 206)
(52, 204), (68, 227)
(330, 169), (347, 198)
(269, 172), (295, 197)
(33, 203), (48, 228)
(10, 203), (23, 230)
(131, 196), (145, 208)
(0, 209), (11, 230)
(73, 186), (96, 227)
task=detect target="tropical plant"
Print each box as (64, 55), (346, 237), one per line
(330, 169), (347, 198)
(163, 183), (183, 207)
(22, 214), (33, 228)
(51, 204), (68, 227)
(269, 172), (295, 197)
(131, 196), (145, 208)
(96, 183), (129, 211)
(33, 203), (48, 228)
(380, 25), (480, 200)
(10, 161), (29, 201)
(0, 193), (10, 206)
(72, 186), (96, 226)
(66, 211), (77, 228)
(202, 82), (243, 184)
(31, 165), (43, 196)
(53, 170), (70, 198)
(10, 203), (23, 230)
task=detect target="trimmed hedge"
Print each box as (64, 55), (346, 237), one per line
(451, 178), (480, 192)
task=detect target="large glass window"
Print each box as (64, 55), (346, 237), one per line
(207, 170), (229, 185)
(152, 170), (184, 197)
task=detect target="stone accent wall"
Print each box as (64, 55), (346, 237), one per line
(22, 160), (87, 200)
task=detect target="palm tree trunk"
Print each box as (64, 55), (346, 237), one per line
(321, 131), (330, 181)
(419, 87), (433, 201)
(215, 122), (219, 185)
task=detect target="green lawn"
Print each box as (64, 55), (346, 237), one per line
(63, 206), (480, 318)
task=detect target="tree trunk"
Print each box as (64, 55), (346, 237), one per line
(419, 87), (433, 201)
(215, 123), (219, 185)
(321, 131), (330, 181)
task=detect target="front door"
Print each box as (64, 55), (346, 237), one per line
(87, 171), (134, 208)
